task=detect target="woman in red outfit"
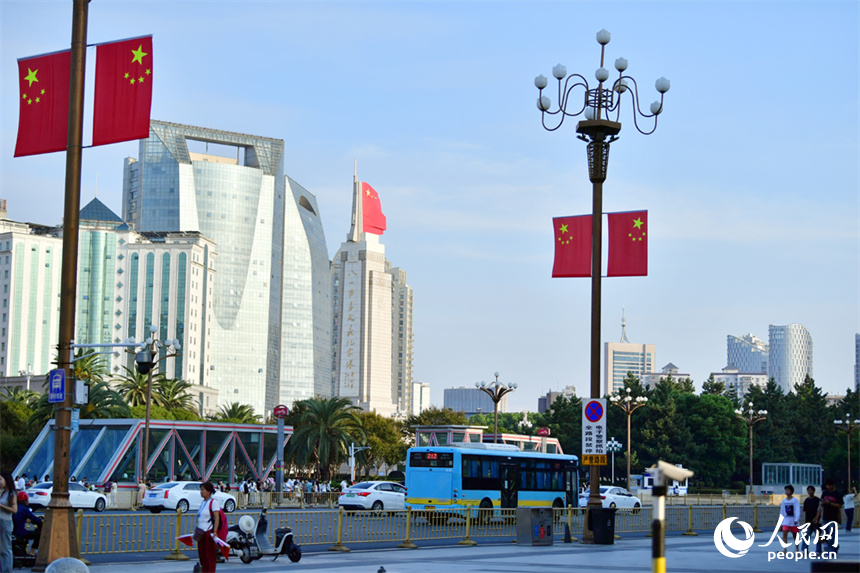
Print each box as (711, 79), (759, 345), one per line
(194, 481), (220, 572)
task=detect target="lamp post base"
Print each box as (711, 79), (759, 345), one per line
(31, 506), (80, 571)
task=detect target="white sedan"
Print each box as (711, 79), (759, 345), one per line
(578, 486), (642, 510)
(143, 481), (237, 514)
(26, 482), (107, 512)
(338, 481), (406, 511)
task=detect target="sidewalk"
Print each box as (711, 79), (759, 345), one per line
(83, 534), (860, 573)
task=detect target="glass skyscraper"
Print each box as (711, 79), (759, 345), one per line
(123, 120), (331, 417)
(726, 333), (769, 374)
(768, 323), (812, 394)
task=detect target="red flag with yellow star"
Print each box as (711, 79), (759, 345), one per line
(607, 210), (648, 276)
(361, 182), (387, 235)
(552, 215), (592, 277)
(92, 36), (153, 146)
(14, 50), (71, 157)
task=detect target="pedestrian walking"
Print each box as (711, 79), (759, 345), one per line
(0, 472), (19, 573)
(801, 484), (819, 554)
(779, 485), (801, 553)
(103, 480), (114, 509)
(815, 479), (843, 555)
(136, 478), (147, 508)
(845, 486), (856, 533)
(340, 479), (348, 491)
(194, 481), (220, 573)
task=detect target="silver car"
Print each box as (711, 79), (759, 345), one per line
(142, 481), (237, 514)
(26, 482), (107, 512)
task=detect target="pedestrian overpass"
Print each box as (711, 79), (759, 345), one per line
(13, 418), (293, 487)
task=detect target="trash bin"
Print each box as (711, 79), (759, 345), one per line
(589, 507), (616, 545)
(516, 507), (553, 546)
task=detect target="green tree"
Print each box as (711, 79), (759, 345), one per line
(0, 398), (39, 469)
(1, 386), (39, 407)
(404, 406), (469, 444)
(79, 380), (131, 419)
(212, 402), (261, 424)
(701, 374), (725, 395)
(285, 396), (364, 481)
(788, 375), (831, 465)
(540, 395), (581, 457)
(356, 411), (408, 478)
(740, 380), (795, 486)
(113, 366), (166, 408)
(156, 378), (196, 412)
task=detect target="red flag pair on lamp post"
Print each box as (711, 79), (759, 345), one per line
(14, 35), (153, 157)
(552, 210), (648, 278)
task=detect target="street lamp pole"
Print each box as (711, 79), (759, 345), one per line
(534, 28), (669, 543)
(735, 406), (767, 501)
(476, 372), (517, 443)
(834, 416), (860, 488)
(610, 388), (648, 490)
(19, 363), (33, 392)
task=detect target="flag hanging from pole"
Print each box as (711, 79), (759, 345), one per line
(92, 35), (153, 146)
(14, 50), (71, 157)
(552, 215), (592, 277)
(361, 182), (387, 235)
(607, 210), (648, 276)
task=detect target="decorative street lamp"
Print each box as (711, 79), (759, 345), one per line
(475, 372), (517, 443)
(126, 324), (180, 480)
(735, 406), (767, 501)
(606, 436), (623, 484)
(610, 388), (648, 490)
(534, 28), (669, 541)
(518, 410), (534, 433)
(834, 416), (860, 488)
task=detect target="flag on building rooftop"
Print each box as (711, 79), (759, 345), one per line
(14, 50), (71, 157)
(361, 182), (387, 235)
(92, 35), (153, 146)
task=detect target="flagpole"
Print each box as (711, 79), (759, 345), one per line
(34, 0), (88, 567)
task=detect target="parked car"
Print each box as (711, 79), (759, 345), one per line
(26, 482), (107, 512)
(578, 486), (642, 510)
(338, 481), (406, 511)
(142, 481), (237, 514)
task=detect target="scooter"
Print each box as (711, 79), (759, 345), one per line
(12, 530), (38, 569)
(226, 508), (301, 564)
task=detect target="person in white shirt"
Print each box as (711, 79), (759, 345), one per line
(780, 484), (801, 551)
(845, 486), (856, 533)
(340, 479), (348, 491)
(15, 476), (25, 491)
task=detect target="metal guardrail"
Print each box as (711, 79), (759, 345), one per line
(63, 503), (800, 557)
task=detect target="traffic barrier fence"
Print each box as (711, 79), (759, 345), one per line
(65, 503), (790, 556)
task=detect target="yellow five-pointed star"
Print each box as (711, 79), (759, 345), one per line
(35, 97), (40, 103)
(365, 189), (372, 197)
(138, 77), (144, 83)
(24, 68), (38, 87)
(131, 45), (148, 64)
(130, 78), (136, 84)
(124, 72), (130, 79)
(633, 217), (644, 229)
(559, 223), (569, 235)
(40, 89), (45, 95)
(22, 93), (27, 100)
(146, 69), (151, 75)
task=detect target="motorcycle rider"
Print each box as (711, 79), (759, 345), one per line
(13, 492), (41, 556)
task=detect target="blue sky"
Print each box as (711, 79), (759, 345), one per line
(1, 1), (858, 412)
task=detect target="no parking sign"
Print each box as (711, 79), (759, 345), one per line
(581, 399), (607, 466)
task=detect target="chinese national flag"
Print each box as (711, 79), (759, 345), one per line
(92, 36), (153, 146)
(361, 182), (387, 235)
(607, 210), (648, 276)
(552, 215), (592, 278)
(14, 50), (71, 157)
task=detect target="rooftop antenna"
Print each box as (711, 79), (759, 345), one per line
(620, 307), (629, 343)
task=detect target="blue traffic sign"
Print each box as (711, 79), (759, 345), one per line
(585, 400), (604, 423)
(48, 369), (65, 403)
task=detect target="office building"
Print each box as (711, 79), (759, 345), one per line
(537, 385), (577, 413)
(443, 386), (506, 416)
(122, 120), (332, 417)
(712, 367), (768, 399)
(768, 323), (812, 394)
(331, 177), (413, 415)
(412, 381), (430, 415)
(642, 363), (691, 390)
(727, 334), (769, 374)
(604, 311), (656, 394)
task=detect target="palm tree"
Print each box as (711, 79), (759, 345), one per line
(1, 386), (39, 408)
(212, 402), (260, 424)
(285, 396), (365, 481)
(71, 348), (108, 384)
(157, 378), (196, 412)
(78, 380), (131, 419)
(113, 365), (165, 408)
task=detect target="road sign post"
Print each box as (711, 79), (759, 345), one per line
(273, 405), (289, 494)
(582, 399), (608, 467)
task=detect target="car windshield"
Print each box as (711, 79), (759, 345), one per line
(154, 482), (180, 489)
(350, 482), (373, 489)
(600, 487), (610, 493)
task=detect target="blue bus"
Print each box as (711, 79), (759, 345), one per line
(405, 443), (578, 513)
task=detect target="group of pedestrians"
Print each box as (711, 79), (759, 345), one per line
(778, 478), (855, 556)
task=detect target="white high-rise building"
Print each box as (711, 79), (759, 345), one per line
(713, 367), (768, 399)
(122, 121), (332, 417)
(604, 311), (655, 394)
(727, 334), (769, 374)
(412, 381), (430, 415)
(768, 323), (813, 393)
(642, 363), (691, 390)
(331, 176), (413, 416)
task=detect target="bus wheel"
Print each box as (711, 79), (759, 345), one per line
(632, 502), (641, 515)
(478, 498), (493, 524)
(552, 498), (564, 522)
